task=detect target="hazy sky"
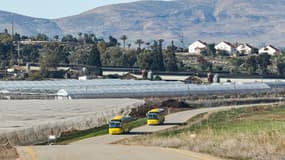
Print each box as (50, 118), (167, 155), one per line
(0, 0), (139, 19)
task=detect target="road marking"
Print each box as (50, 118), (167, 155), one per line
(23, 147), (37, 160)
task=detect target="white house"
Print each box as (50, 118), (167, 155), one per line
(215, 41), (236, 55)
(236, 43), (257, 55)
(188, 40), (207, 55)
(259, 45), (280, 56)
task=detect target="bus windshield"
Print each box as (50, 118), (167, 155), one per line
(147, 113), (158, 119)
(109, 121), (121, 128)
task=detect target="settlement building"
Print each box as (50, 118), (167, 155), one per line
(188, 40), (207, 55)
(259, 45), (280, 56)
(236, 43), (257, 55)
(215, 41), (236, 55)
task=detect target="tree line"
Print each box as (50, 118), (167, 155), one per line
(1, 29), (285, 79)
(0, 30), (178, 78)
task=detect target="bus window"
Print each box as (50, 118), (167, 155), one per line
(147, 113), (158, 119)
(109, 121), (121, 128)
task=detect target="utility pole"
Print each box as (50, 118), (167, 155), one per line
(17, 41), (20, 65)
(179, 32), (184, 52)
(11, 13), (15, 38)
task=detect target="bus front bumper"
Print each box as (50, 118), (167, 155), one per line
(109, 128), (123, 135)
(147, 119), (160, 125)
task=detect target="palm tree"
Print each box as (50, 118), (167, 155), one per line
(145, 42), (150, 49)
(135, 39), (144, 49)
(120, 35), (128, 49)
(53, 35), (59, 41)
(78, 32), (82, 42)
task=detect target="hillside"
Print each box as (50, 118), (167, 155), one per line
(0, 10), (62, 36)
(55, 0), (285, 47)
(1, 0), (285, 46)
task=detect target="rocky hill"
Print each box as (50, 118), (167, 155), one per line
(1, 0), (285, 47)
(0, 10), (62, 37)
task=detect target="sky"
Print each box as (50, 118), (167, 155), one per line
(0, 0), (139, 19)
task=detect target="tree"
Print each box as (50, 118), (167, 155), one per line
(164, 41), (178, 71)
(150, 40), (164, 71)
(97, 40), (108, 54)
(137, 40), (165, 71)
(230, 57), (244, 72)
(245, 56), (257, 74)
(0, 32), (17, 67)
(13, 33), (21, 41)
(53, 35), (59, 41)
(120, 35), (127, 49)
(89, 33), (97, 43)
(34, 33), (49, 41)
(145, 42), (150, 49)
(135, 39), (144, 49)
(124, 49), (137, 67)
(197, 56), (212, 71)
(277, 63), (285, 76)
(86, 44), (102, 75)
(87, 44), (101, 67)
(256, 53), (271, 74)
(39, 43), (70, 76)
(39, 51), (60, 77)
(21, 45), (39, 63)
(108, 36), (118, 47)
(62, 34), (77, 42)
(100, 47), (129, 66)
(202, 43), (216, 56)
(78, 32), (82, 42)
(137, 49), (153, 69)
(83, 33), (93, 44)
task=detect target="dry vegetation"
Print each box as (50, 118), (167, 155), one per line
(0, 145), (18, 160)
(120, 105), (285, 160)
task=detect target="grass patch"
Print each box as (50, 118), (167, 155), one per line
(56, 125), (109, 145)
(56, 118), (147, 144)
(157, 105), (285, 137)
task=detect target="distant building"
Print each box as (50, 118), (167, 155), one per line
(215, 41), (236, 55)
(188, 40), (207, 55)
(259, 45), (280, 56)
(236, 43), (257, 55)
(20, 39), (49, 45)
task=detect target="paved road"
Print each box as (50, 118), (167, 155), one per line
(17, 103), (280, 160)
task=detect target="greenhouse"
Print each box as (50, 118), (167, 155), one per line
(56, 82), (273, 99)
(0, 79), (183, 93)
(0, 79), (284, 99)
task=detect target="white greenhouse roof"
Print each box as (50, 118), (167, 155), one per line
(0, 79), (183, 92)
(56, 82), (272, 99)
(0, 79), (282, 98)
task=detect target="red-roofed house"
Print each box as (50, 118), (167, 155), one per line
(259, 45), (280, 56)
(215, 41), (236, 55)
(188, 40), (207, 55)
(236, 43), (258, 55)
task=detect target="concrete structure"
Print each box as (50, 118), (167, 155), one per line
(236, 43), (257, 55)
(215, 41), (236, 55)
(188, 40), (207, 55)
(259, 45), (280, 56)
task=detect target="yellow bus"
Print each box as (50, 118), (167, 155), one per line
(146, 108), (166, 125)
(109, 115), (133, 135)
